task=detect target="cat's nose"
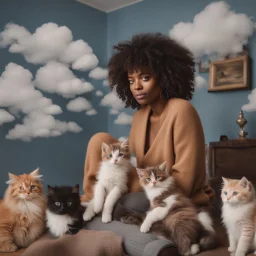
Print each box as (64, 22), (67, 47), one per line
(114, 159), (118, 163)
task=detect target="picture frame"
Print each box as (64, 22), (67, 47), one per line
(208, 55), (250, 92)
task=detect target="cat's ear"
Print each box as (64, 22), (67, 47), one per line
(6, 173), (17, 184)
(120, 138), (129, 148)
(239, 177), (251, 190)
(222, 177), (229, 185)
(48, 185), (55, 195)
(72, 184), (79, 194)
(102, 142), (110, 153)
(159, 161), (168, 173)
(30, 167), (43, 180)
(136, 168), (144, 178)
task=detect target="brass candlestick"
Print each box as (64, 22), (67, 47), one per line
(236, 110), (248, 138)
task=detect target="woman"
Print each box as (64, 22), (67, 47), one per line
(81, 33), (214, 207)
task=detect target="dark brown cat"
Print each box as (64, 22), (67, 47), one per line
(121, 162), (217, 255)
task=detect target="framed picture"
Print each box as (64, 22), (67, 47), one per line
(208, 55), (250, 92)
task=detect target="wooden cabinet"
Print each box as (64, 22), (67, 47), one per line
(208, 139), (256, 182)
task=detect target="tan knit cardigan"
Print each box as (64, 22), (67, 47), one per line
(129, 98), (214, 206)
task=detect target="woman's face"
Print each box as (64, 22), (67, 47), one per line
(128, 68), (161, 106)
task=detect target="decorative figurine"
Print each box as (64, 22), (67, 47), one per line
(236, 110), (248, 138)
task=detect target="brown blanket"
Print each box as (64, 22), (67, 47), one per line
(18, 230), (124, 256)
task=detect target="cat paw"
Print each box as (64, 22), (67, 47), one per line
(120, 215), (135, 224)
(140, 222), (150, 233)
(228, 246), (236, 253)
(0, 242), (18, 253)
(94, 204), (103, 214)
(83, 212), (94, 222)
(190, 244), (200, 255)
(183, 250), (191, 256)
(102, 213), (112, 223)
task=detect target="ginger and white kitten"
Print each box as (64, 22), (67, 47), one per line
(121, 162), (217, 256)
(83, 138), (131, 223)
(222, 177), (256, 256)
(0, 168), (46, 252)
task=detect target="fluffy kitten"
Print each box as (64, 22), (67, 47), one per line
(0, 168), (46, 253)
(83, 139), (131, 223)
(46, 184), (84, 237)
(222, 177), (256, 256)
(121, 162), (217, 256)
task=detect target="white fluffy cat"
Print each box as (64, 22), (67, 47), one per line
(83, 139), (131, 223)
(222, 177), (256, 256)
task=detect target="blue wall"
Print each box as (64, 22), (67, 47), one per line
(107, 0), (256, 143)
(0, 0), (108, 197)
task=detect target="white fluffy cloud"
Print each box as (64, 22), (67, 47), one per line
(59, 39), (92, 62)
(6, 111), (82, 142)
(67, 97), (92, 112)
(195, 76), (207, 89)
(0, 63), (62, 115)
(242, 89), (256, 112)
(114, 112), (133, 125)
(72, 54), (99, 71)
(100, 89), (125, 114)
(95, 90), (103, 97)
(169, 1), (255, 59)
(0, 63), (84, 140)
(86, 109), (97, 116)
(103, 80), (109, 87)
(0, 109), (15, 125)
(35, 61), (94, 98)
(0, 23), (98, 71)
(89, 67), (108, 80)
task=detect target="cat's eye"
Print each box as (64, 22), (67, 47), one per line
(223, 191), (227, 195)
(67, 202), (72, 206)
(31, 185), (36, 190)
(108, 154), (113, 158)
(146, 178), (151, 182)
(55, 202), (61, 207)
(118, 153), (124, 157)
(233, 191), (238, 196)
(156, 176), (161, 180)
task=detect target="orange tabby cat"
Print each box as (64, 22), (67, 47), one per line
(0, 168), (46, 252)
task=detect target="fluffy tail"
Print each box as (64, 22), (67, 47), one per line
(120, 212), (145, 226)
(197, 211), (218, 250)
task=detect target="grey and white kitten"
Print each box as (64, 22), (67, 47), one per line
(83, 139), (131, 223)
(121, 162), (217, 256)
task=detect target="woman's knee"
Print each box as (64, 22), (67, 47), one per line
(88, 132), (118, 148)
(113, 192), (150, 220)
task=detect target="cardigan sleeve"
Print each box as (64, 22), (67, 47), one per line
(171, 102), (206, 198)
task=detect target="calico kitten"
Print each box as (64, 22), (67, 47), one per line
(222, 177), (256, 256)
(46, 184), (84, 237)
(121, 162), (217, 256)
(0, 168), (46, 253)
(83, 138), (131, 223)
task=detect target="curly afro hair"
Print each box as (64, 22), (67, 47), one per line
(108, 33), (195, 109)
